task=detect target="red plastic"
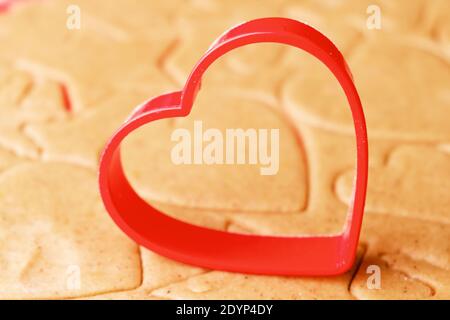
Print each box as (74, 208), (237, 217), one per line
(0, 0), (32, 13)
(99, 17), (368, 276)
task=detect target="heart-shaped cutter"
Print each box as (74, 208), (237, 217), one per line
(99, 17), (368, 276)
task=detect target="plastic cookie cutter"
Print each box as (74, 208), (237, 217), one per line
(99, 17), (368, 276)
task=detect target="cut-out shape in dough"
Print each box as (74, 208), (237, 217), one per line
(0, 162), (141, 299)
(122, 89), (307, 212)
(336, 145), (450, 224)
(283, 36), (450, 141)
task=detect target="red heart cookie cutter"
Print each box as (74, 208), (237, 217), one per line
(99, 17), (368, 276)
